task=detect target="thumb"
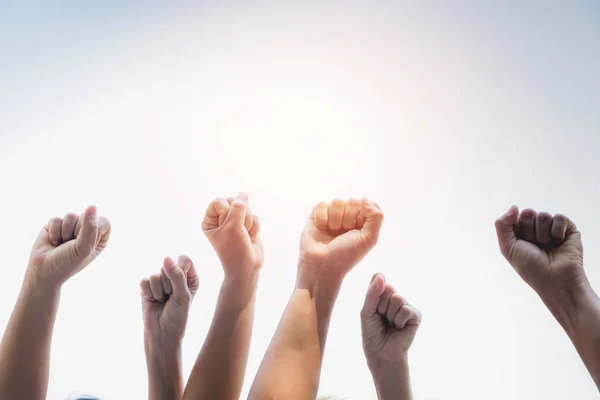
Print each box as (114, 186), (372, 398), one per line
(163, 257), (192, 307)
(224, 192), (248, 227)
(494, 205), (519, 259)
(361, 273), (386, 318)
(359, 198), (384, 245)
(75, 206), (99, 257)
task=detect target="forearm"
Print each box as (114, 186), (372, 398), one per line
(183, 277), (257, 400)
(371, 359), (413, 400)
(539, 277), (600, 389)
(145, 339), (183, 400)
(248, 268), (342, 400)
(0, 273), (61, 400)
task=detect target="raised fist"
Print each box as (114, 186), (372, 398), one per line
(28, 206), (111, 287)
(299, 198), (384, 279)
(141, 256), (199, 344)
(201, 192), (264, 283)
(495, 206), (585, 293)
(361, 274), (421, 370)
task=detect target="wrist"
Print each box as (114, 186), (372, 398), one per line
(22, 269), (62, 300)
(296, 258), (345, 294)
(218, 273), (259, 312)
(144, 334), (182, 357)
(538, 275), (598, 335)
(22, 267), (62, 295)
(369, 356), (409, 378)
(370, 357), (411, 400)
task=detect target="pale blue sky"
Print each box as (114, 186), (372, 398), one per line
(0, 2), (599, 399)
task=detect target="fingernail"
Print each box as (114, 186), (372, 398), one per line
(370, 273), (379, 283)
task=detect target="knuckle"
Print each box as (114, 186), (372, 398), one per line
(231, 201), (246, 210)
(65, 213), (78, 221)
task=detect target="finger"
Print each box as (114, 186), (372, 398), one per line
(386, 293), (408, 326)
(494, 205), (519, 258)
(140, 279), (154, 301)
(161, 258), (174, 296)
(164, 259), (192, 306)
(356, 211), (366, 229)
(248, 215), (261, 239)
(518, 208), (537, 242)
(377, 283), (395, 316)
(178, 255), (199, 296)
(360, 197), (384, 244)
(243, 199), (254, 232)
(342, 198), (361, 231)
(394, 305), (422, 330)
(238, 192), (249, 202)
(361, 273), (386, 316)
(313, 202), (329, 229)
(551, 214), (568, 242)
(48, 217), (63, 246)
(149, 273), (166, 302)
(535, 212), (553, 246)
(328, 199), (346, 232)
(74, 206), (99, 257)
(202, 198), (230, 230)
(97, 216), (111, 251)
(224, 194), (248, 226)
(61, 213), (79, 242)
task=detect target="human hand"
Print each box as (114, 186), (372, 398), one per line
(361, 274), (421, 371)
(202, 192), (264, 286)
(27, 206), (111, 288)
(299, 198), (383, 282)
(495, 206), (585, 294)
(141, 256), (199, 345)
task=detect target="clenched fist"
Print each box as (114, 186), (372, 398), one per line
(141, 256), (199, 344)
(28, 206), (111, 288)
(361, 274), (421, 369)
(202, 192), (264, 284)
(495, 206), (585, 294)
(299, 198), (384, 280)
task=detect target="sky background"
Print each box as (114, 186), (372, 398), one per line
(1, 1), (600, 399)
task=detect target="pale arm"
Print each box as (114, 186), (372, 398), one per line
(145, 339), (184, 400)
(183, 277), (257, 400)
(370, 359), (412, 400)
(248, 269), (342, 400)
(0, 274), (61, 400)
(540, 277), (600, 390)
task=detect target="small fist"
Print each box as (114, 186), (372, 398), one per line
(28, 206), (111, 287)
(495, 206), (585, 293)
(299, 198), (384, 279)
(141, 256), (199, 344)
(361, 274), (421, 369)
(201, 192), (264, 282)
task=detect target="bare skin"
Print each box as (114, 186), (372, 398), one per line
(141, 255), (199, 400)
(495, 206), (600, 391)
(0, 206), (111, 400)
(182, 192), (264, 400)
(248, 197), (384, 400)
(361, 274), (422, 400)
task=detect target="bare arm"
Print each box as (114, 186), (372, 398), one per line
(539, 278), (600, 390)
(249, 197), (384, 400)
(183, 277), (257, 400)
(248, 270), (342, 400)
(494, 206), (599, 391)
(0, 207), (110, 400)
(361, 274), (420, 400)
(145, 339), (184, 400)
(142, 256), (198, 400)
(0, 275), (60, 400)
